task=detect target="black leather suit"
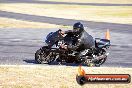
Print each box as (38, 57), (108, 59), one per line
(64, 30), (95, 51)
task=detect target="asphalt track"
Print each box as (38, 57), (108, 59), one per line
(0, 0), (132, 67)
(0, 28), (132, 67)
(1, 0), (132, 6)
(0, 10), (132, 33)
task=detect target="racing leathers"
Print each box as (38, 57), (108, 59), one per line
(64, 30), (95, 51)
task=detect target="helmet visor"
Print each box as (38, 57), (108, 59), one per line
(73, 27), (80, 32)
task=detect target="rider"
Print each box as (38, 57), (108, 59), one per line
(61, 22), (95, 51)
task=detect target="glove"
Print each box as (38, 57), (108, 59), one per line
(60, 44), (68, 50)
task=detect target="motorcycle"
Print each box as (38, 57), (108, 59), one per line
(35, 29), (110, 66)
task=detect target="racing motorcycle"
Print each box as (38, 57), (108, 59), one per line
(35, 29), (110, 66)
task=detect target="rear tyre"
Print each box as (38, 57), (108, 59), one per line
(94, 56), (107, 67)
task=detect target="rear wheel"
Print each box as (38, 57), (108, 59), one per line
(83, 55), (107, 67)
(84, 59), (95, 67)
(94, 49), (107, 67)
(35, 47), (55, 64)
(94, 56), (107, 67)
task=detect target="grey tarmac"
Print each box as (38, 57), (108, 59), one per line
(0, 10), (132, 33)
(0, 0), (132, 67)
(1, 0), (132, 6)
(0, 28), (132, 67)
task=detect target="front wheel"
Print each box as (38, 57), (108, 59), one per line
(35, 47), (54, 64)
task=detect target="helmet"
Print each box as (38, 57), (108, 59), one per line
(73, 22), (84, 33)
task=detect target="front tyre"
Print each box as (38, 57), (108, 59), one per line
(35, 49), (45, 64)
(35, 48), (54, 64)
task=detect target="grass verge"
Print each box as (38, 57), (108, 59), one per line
(0, 3), (132, 24)
(44, 0), (132, 4)
(0, 65), (131, 88)
(0, 17), (60, 28)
